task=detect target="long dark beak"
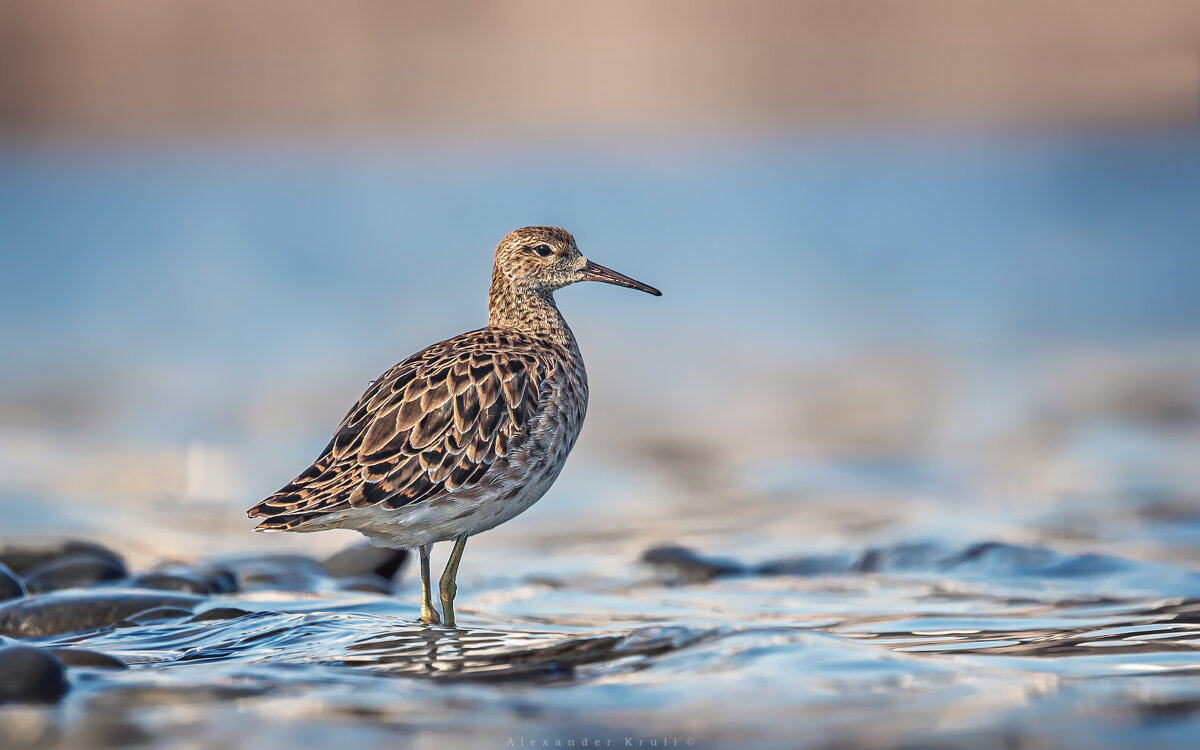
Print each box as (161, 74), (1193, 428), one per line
(583, 260), (662, 296)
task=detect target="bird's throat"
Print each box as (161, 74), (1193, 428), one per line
(487, 272), (574, 345)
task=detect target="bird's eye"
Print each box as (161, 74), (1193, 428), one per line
(531, 244), (554, 258)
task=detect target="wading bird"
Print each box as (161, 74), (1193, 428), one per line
(247, 227), (660, 626)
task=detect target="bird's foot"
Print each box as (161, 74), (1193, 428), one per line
(419, 604), (441, 626)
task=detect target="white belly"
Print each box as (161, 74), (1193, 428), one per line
(344, 459), (564, 548)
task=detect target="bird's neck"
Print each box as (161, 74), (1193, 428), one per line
(488, 271), (576, 348)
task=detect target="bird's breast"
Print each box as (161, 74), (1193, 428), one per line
(513, 352), (588, 480)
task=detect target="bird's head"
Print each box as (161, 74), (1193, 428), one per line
(493, 226), (662, 298)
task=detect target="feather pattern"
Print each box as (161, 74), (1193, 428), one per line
(245, 226), (654, 551)
(246, 328), (561, 530)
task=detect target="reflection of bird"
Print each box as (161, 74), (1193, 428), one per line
(247, 227), (660, 627)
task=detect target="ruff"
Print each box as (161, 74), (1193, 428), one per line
(246, 226), (660, 626)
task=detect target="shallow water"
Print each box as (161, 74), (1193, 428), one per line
(3, 536), (1199, 750)
(1, 137), (1199, 748)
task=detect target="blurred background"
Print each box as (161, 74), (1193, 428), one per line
(2, 0), (1199, 137)
(2, 2), (1200, 747)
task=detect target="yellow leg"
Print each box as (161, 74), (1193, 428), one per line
(418, 545), (440, 625)
(438, 534), (469, 628)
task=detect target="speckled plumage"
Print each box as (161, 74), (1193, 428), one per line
(246, 226), (659, 625)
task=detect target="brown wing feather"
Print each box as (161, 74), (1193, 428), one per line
(247, 329), (548, 531)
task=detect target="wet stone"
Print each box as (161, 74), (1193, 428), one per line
(134, 564), (239, 595)
(640, 540), (1162, 590)
(752, 543), (949, 576)
(0, 540), (125, 577)
(931, 537), (1137, 578)
(646, 543), (947, 581)
(321, 543), (409, 581)
(940, 541), (1057, 570)
(49, 648), (127, 670)
(0, 563), (26, 602)
(0, 590), (204, 639)
(23, 554), (129, 594)
(194, 564), (239, 594)
(933, 541), (1134, 578)
(219, 554), (326, 591)
(613, 626), (710, 655)
(0, 645), (69, 704)
(855, 541), (946, 573)
(188, 607), (254, 623)
(131, 572), (212, 595)
(755, 552), (859, 577)
(641, 545), (745, 584)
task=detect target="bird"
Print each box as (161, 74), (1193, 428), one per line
(246, 227), (661, 627)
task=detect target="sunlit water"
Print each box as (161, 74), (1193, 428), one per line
(1, 136), (1199, 748)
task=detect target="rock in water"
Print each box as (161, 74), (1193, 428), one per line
(640, 545), (746, 584)
(48, 648), (127, 670)
(188, 607), (253, 623)
(0, 564), (25, 602)
(23, 555), (128, 593)
(191, 564), (239, 594)
(0, 590), (203, 639)
(219, 554), (326, 591)
(132, 564), (239, 595)
(0, 541), (125, 577)
(129, 573), (210, 595)
(0, 645), (69, 703)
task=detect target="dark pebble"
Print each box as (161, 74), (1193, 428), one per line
(48, 648), (127, 670)
(194, 564), (239, 594)
(0, 645), (69, 704)
(131, 572), (207, 594)
(754, 553), (858, 577)
(219, 554), (326, 591)
(321, 544), (409, 581)
(134, 564), (239, 595)
(854, 541), (945, 573)
(940, 541), (1055, 569)
(641, 545), (745, 584)
(0, 540), (125, 577)
(0, 590), (203, 639)
(0, 563), (26, 602)
(641, 540), (1146, 587)
(23, 554), (128, 593)
(131, 573), (213, 595)
(940, 541), (1132, 578)
(188, 607), (253, 622)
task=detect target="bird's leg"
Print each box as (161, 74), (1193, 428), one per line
(418, 545), (440, 625)
(438, 533), (469, 628)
